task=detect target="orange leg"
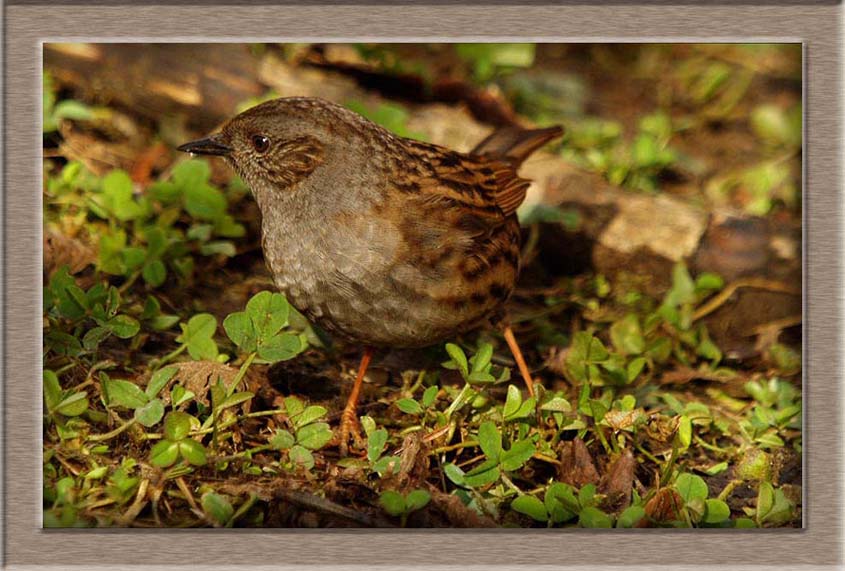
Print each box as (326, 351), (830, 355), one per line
(503, 325), (535, 397)
(338, 347), (374, 456)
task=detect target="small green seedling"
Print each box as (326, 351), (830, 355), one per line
(268, 396), (333, 470)
(741, 378), (801, 449)
(43, 476), (92, 528)
(334, 416), (401, 477)
(395, 396), (424, 416)
(566, 330), (644, 387)
(201, 492), (235, 527)
(105, 459), (140, 506)
(43, 370), (90, 421)
(99, 367), (175, 428)
(149, 412), (207, 468)
(224, 291), (306, 363)
(356, 416), (399, 477)
(140, 295), (179, 331)
(379, 489), (431, 526)
(502, 384), (536, 422)
(673, 472), (732, 527)
(148, 160), (245, 240)
(511, 481), (640, 528)
(43, 72), (93, 134)
(442, 342), (505, 385)
(45, 269), (141, 356)
(176, 313), (219, 361)
(444, 421), (535, 489)
(441, 342), (511, 419)
(750, 481), (795, 527)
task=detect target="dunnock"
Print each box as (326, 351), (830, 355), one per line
(179, 97), (562, 453)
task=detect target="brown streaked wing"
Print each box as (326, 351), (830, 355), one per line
(401, 141), (531, 228)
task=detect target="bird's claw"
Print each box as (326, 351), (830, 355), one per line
(337, 408), (366, 457)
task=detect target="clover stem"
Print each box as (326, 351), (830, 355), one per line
(118, 270), (142, 294)
(717, 479), (743, 502)
(228, 351), (256, 397)
(594, 424), (612, 455)
(693, 434), (733, 455)
(408, 370), (426, 395)
(54, 362), (77, 375)
(88, 418), (138, 442)
(632, 441), (661, 466)
(152, 344), (187, 370)
(430, 440), (479, 455)
(226, 493), (259, 528)
(659, 442), (680, 488)
(444, 383), (472, 420)
(500, 471), (523, 496)
(242, 407), (286, 419)
(69, 377), (95, 393)
(141, 408), (288, 441)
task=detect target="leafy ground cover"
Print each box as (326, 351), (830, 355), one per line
(42, 43), (801, 528)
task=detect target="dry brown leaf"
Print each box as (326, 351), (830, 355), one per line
(603, 408), (647, 431)
(600, 449), (635, 513)
(557, 438), (600, 488)
(394, 431), (429, 489)
(58, 121), (144, 175)
(43, 229), (96, 276)
(642, 414), (680, 456)
(257, 53), (366, 107)
(168, 361), (240, 407)
(428, 489), (497, 528)
(642, 487), (685, 526)
(543, 346), (569, 378)
(658, 366), (740, 386)
(130, 141), (170, 184)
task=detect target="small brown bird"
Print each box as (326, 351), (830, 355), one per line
(179, 97), (562, 454)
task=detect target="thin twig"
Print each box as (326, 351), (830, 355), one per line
(693, 278), (801, 322)
(88, 418), (138, 442)
(226, 493), (259, 528)
(748, 314), (803, 336)
(274, 488), (395, 528)
(431, 440), (478, 455)
(175, 477), (200, 513)
(117, 478), (150, 526)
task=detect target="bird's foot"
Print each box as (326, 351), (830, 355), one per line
(337, 407), (366, 457)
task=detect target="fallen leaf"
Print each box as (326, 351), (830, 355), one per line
(600, 449), (635, 512)
(642, 414), (680, 455)
(130, 142), (169, 184)
(428, 489), (497, 528)
(658, 366), (739, 386)
(43, 230), (96, 276)
(557, 438), (599, 488)
(603, 408), (646, 431)
(642, 487), (685, 526)
(169, 361), (240, 407)
(395, 432), (429, 488)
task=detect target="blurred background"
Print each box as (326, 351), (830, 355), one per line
(44, 43), (801, 214)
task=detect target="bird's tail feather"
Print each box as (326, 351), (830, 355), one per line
(470, 125), (564, 166)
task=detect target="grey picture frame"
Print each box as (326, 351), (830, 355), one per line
(4, 2), (842, 570)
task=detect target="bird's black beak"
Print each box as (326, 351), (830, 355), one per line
(177, 134), (232, 156)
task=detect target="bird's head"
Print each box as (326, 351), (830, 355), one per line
(178, 97), (375, 196)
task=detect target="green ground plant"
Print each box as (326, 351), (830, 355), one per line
(42, 44), (801, 528)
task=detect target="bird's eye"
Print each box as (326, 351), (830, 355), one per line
(251, 135), (270, 153)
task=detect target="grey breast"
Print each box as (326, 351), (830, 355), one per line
(259, 195), (494, 347)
